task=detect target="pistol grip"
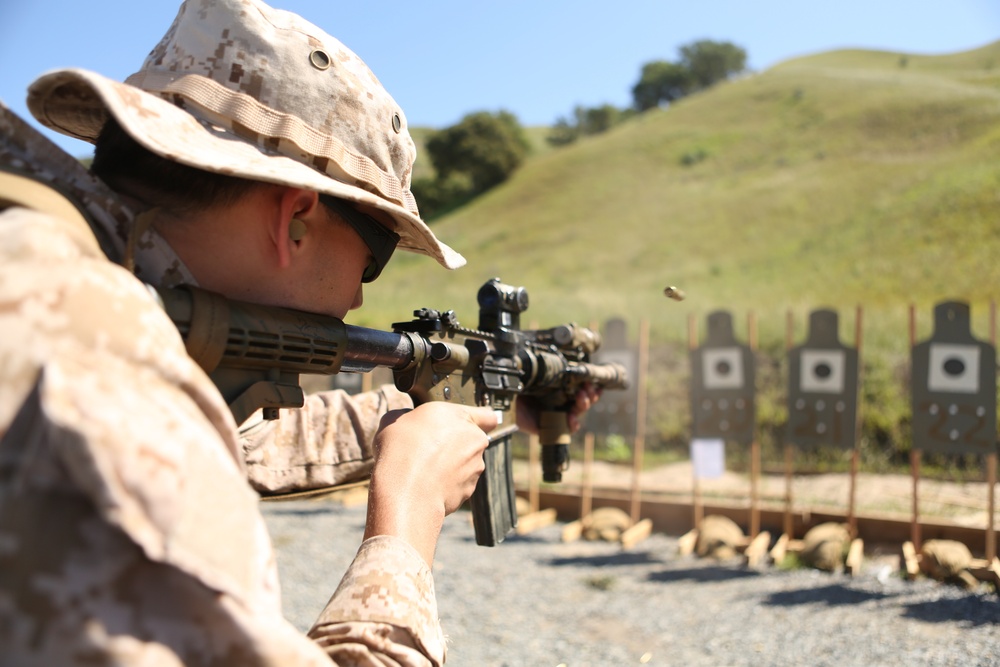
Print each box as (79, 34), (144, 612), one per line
(539, 411), (571, 483)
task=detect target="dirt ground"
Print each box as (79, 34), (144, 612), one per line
(513, 458), (999, 528)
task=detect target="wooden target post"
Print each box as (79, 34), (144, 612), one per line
(848, 307), (864, 535)
(621, 319), (653, 549)
(783, 311), (795, 540)
(528, 432), (540, 513)
(775, 308), (863, 569)
(581, 432), (595, 521)
(560, 435), (586, 540)
(688, 310), (756, 536)
(783, 307), (864, 572)
(517, 320), (557, 536)
(748, 312), (760, 538)
(909, 304), (921, 551)
(629, 319), (650, 523)
(687, 313), (704, 529)
(989, 301), (997, 562)
(909, 300), (998, 565)
(561, 320), (617, 544)
(517, 434), (560, 536)
(785, 308), (863, 536)
(580, 320), (598, 523)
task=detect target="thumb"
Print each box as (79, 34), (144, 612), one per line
(462, 405), (500, 433)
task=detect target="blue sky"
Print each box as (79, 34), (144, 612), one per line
(1, 0), (997, 157)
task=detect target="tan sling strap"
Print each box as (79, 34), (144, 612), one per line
(0, 165), (103, 256)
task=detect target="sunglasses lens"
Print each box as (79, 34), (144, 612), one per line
(319, 195), (399, 284)
(362, 260), (379, 283)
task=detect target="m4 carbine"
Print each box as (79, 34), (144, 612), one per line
(157, 277), (628, 546)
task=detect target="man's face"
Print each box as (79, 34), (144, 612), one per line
(283, 207), (375, 319)
(162, 187), (396, 322)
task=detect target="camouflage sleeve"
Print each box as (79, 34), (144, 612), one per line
(241, 385), (413, 494)
(309, 536), (447, 667)
(0, 205), (443, 666)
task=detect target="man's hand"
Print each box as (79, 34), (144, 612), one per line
(363, 403), (497, 565)
(514, 383), (603, 435)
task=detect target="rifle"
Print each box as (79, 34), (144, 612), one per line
(156, 277), (628, 546)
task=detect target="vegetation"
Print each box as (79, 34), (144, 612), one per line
(547, 39), (747, 148)
(546, 104), (637, 147)
(361, 40), (1000, 478)
(411, 110), (530, 219)
(632, 40), (748, 111)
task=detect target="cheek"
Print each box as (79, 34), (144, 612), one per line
(305, 223), (371, 317)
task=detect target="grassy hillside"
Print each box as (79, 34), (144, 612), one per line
(369, 41), (1000, 329)
(361, 41), (1000, 467)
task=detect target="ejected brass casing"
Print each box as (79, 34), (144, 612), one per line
(664, 285), (686, 301)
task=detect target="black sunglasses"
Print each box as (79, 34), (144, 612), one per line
(319, 194), (400, 283)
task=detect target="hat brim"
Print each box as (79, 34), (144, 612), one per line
(27, 68), (466, 270)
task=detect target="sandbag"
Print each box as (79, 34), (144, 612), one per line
(800, 522), (851, 572)
(695, 514), (744, 559)
(583, 507), (632, 542)
(920, 539), (973, 581)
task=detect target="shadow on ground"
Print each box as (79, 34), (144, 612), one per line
(544, 551), (666, 568)
(647, 564), (762, 583)
(902, 595), (1000, 626)
(762, 582), (896, 607)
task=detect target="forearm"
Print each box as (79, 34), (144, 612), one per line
(309, 536), (446, 667)
(363, 472), (445, 568)
(241, 384), (413, 494)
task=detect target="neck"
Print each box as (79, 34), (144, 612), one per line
(153, 190), (282, 301)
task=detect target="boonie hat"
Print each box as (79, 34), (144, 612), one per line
(26, 0), (465, 270)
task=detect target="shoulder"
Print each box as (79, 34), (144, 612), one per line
(0, 206), (192, 384)
(0, 205), (272, 605)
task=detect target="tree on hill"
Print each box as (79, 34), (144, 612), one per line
(425, 110), (530, 193)
(680, 39), (747, 90)
(632, 39), (747, 111)
(546, 103), (636, 146)
(412, 110), (530, 219)
(632, 61), (694, 111)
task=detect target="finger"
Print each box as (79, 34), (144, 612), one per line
(461, 405), (500, 433)
(574, 384), (602, 415)
(568, 412), (582, 434)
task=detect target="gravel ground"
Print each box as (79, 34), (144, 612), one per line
(262, 499), (1000, 667)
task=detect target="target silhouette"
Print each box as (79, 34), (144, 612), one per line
(690, 311), (755, 445)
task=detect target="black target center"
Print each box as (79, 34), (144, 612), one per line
(943, 357), (966, 376)
(715, 360), (732, 376)
(814, 363), (832, 379)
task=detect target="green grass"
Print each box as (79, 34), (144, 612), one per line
(357, 40), (1000, 467)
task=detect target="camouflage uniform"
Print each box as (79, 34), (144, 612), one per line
(0, 102), (444, 667)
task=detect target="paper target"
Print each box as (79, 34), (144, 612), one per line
(927, 344), (980, 394)
(800, 349), (846, 394)
(911, 301), (996, 455)
(587, 318), (639, 437)
(689, 311), (756, 445)
(786, 309), (859, 449)
(703, 348), (745, 390)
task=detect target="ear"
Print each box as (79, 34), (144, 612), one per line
(271, 187), (322, 269)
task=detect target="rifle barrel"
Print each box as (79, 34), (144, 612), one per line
(343, 325), (416, 373)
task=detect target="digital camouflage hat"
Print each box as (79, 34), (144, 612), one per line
(26, 0), (465, 270)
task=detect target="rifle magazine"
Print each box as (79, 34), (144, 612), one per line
(469, 428), (519, 546)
